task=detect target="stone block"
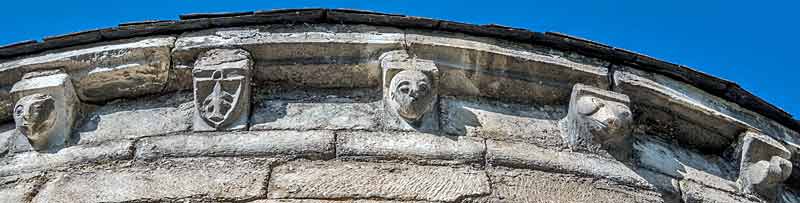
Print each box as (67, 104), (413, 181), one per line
(250, 88), (382, 131)
(635, 168), (683, 203)
(0, 36), (174, 102)
(0, 173), (45, 203)
(441, 97), (564, 148)
(10, 71), (78, 152)
(614, 69), (800, 152)
(192, 49), (252, 131)
(486, 140), (650, 188)
(252, 200), (432, 203)
(336, 131), (485, 164)
(0, 140), (133, 176)
(74, 91), (193, 145)
(268, 161), (490, 202)
(0, 86), (11, 121)
(172, 25), (404, 89)
(634, 136), (738, 193)
(32, 158), (271, 203)
(135, 130), (334, 160)
(736, 131), (792, 200)
(406, 29), (609, 104)
(679, 180), (761, 203)
(464, 168), (665, 203)
(560, 83), (632, 158)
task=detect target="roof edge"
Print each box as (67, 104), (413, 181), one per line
(0, 8), (796, 132)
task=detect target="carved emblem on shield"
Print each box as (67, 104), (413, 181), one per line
(192, 49), (252, 131)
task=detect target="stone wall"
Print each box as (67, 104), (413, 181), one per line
(1, 9), (799, 203)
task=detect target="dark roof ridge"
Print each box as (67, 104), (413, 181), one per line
(0, 8), (796, 132)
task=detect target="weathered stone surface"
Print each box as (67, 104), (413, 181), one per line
(406, 29), (609, 104)
(33, 158), (272, 203)
(172, 25), (404, 89)
(252, 200), (432, 203)
(10, 71), (78, 152)
(614, 68), (800, 152)
(0, 140), (133, 176)
(0, 36), (174, 102)
(465, 168), (665, 203)
(0, 124), (35, 155)
(75, 91), (193, 145)
(486, 140), (650, 188)
(0, 87), (11, 121)
(561, 83), (633, 158)
(679, 180), (761, 203)
(337, 131), (485, 164)
(250, 88), (382, 131)
(782, 188), (800, 203)
(634, 136), (738, 193)
(441, 97), (565, 148)
(135, 130), (334, 160)
(0, 173), (44, 203)
(192, 48), (253, 132)
(636, 168), (683, 203)
(268, 161), (490, 202)
(736, 130), (792, 200)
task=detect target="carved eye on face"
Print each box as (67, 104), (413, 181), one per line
(417, 82), (429, 94)
(14, 104), (24, 118)
(577, 96), (604, 115)
(397, 81), (411, 94)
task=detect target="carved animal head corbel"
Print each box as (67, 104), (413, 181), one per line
(560, 84), (633, 157)
(736, 130), (792, 200)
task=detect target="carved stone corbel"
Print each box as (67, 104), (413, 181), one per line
(381, 50), (439, 131)
(9, 70), (78, 152)
(735, 130), (792, 200)
(192, 49), (253, 132)
(560, 84), (633, 157)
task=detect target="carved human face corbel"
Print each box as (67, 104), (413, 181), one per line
(13, 94), (57, 151)
(736, 131), (792, 200)
(9, 71), (78, 152)
(192, 49), (253, 132)
(561, 84), (632, 156)
(381, 50), (439, 130)
(389, 70), (434, 122)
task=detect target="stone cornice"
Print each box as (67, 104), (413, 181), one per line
(0, 8), (795, 134)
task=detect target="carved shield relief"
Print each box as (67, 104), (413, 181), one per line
(192, 49), (252, 131)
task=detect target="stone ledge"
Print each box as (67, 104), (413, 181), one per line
(0, 173), (45, 203)
(486, 140), (651, 189)
(32, 157), (272, 203)
(0, 140), (133, 177)
(634, 136), (738, 194)
(268, 161), (490, 202)
(679, 180), (761, 203)
(615, 69), (800, 151)
(134, 130), (335, 160)
(336, 131), (485, 165)
(252, 199), (434, 203)
(466, 167), (666, 203)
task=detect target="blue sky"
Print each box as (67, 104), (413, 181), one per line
(1, 1), (798, 118)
